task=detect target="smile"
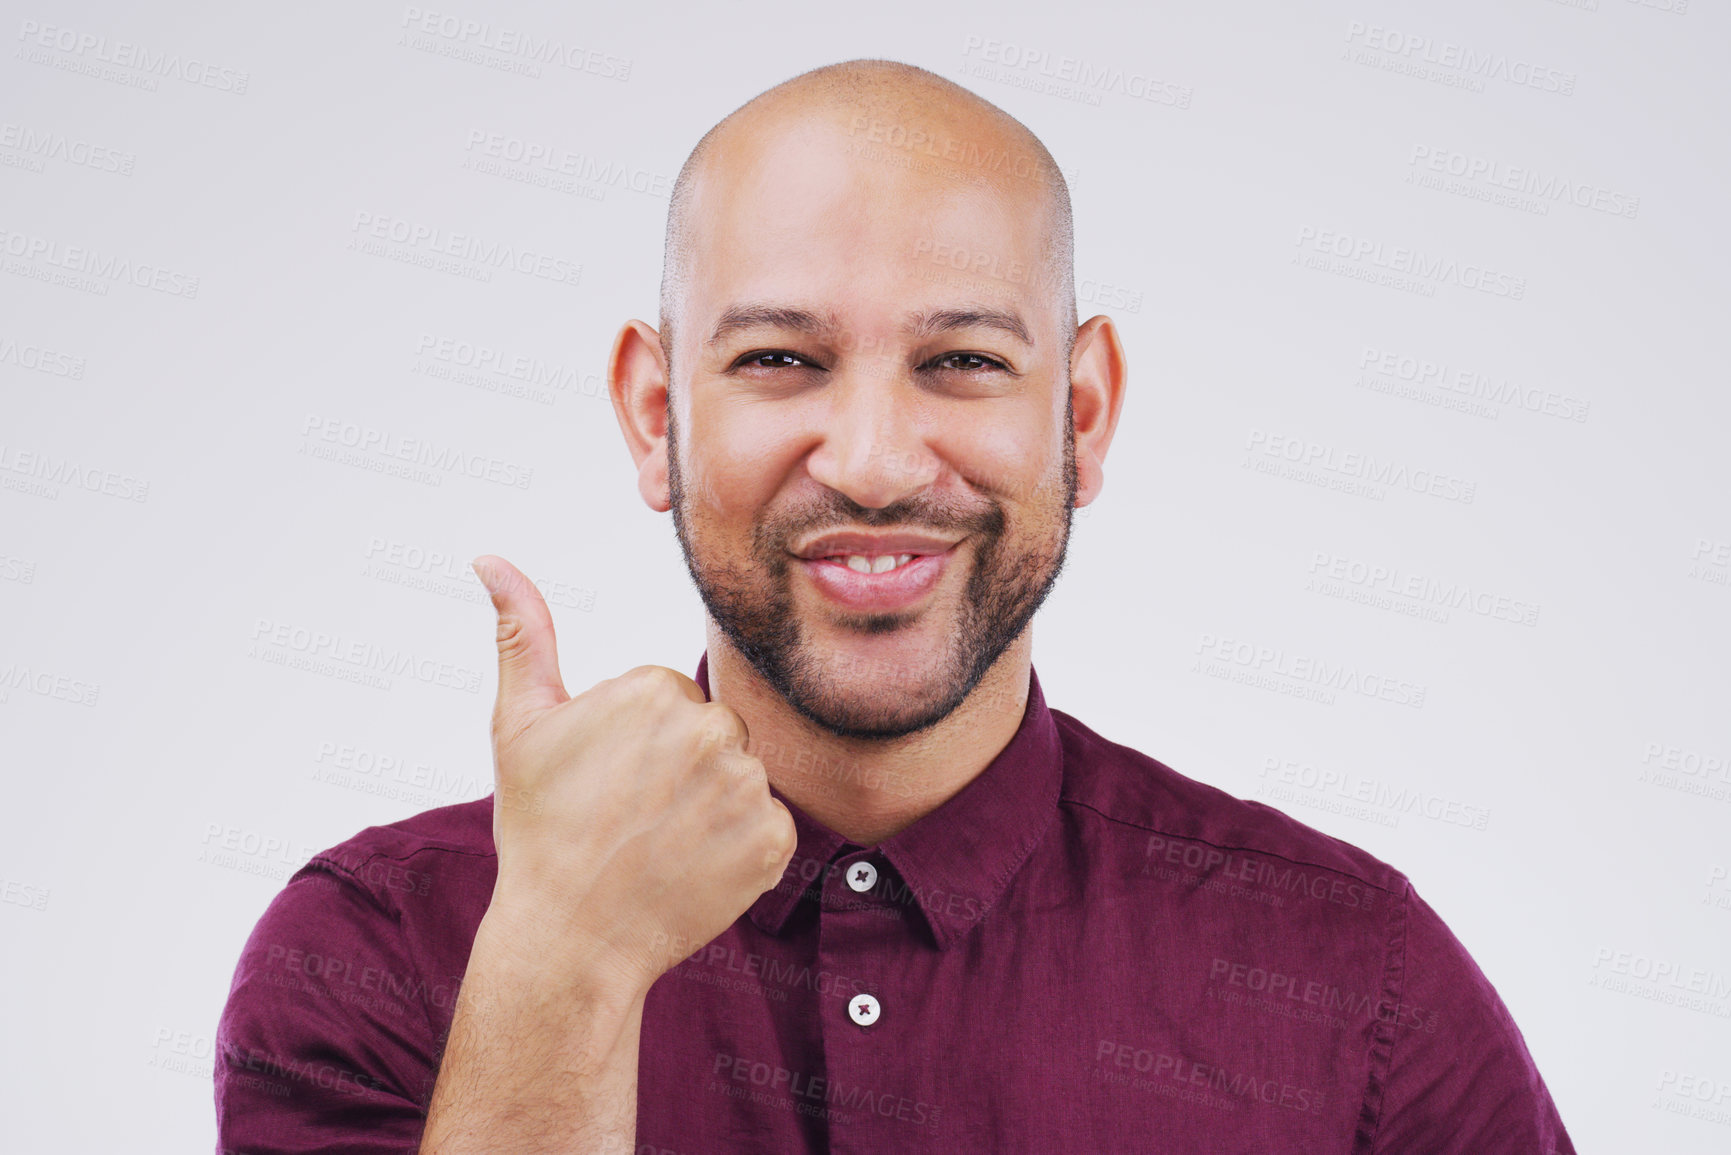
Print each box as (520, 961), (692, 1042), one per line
(821, 553), (919, 574)
(794, 543), (960, 612)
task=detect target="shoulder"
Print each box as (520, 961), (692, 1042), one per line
(217, 797), (498, 1062)
(240, 795), (499, 970)
(1050, 707), (1409, 900)
(213, 799), (497, 1146)
(306, 795), (496, 890)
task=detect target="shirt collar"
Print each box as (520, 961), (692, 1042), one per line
(694, 650), (1063, 951)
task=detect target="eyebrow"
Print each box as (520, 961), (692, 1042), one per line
(909, 306), (1032, 347)
(706, 303), (1033, 348)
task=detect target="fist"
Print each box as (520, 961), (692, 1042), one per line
(471, 554), (797, 992)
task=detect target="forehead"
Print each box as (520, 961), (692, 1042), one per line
(682, 111), (1057, 342)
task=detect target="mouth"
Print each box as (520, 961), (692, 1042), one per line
(811, 552), (923, 574)
(791, 541), (961, 613)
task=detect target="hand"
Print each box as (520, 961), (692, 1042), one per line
(470, 555), (797, 995)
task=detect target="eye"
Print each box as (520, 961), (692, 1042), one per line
(926, 352), (1010, 373)
(734, 350), (819, 371)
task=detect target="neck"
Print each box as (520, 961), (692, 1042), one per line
(703, 626), (1033, 846)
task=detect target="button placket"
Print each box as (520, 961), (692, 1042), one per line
(817, 852), (926, 1154)
(835, 854), (884, 1028)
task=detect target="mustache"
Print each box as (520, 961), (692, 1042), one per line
(754, 493), (1005, 555)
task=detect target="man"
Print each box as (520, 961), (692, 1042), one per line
(216, 59), (1573, 1153)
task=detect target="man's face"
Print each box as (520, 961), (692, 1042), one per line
(666, 113), (1076, 740)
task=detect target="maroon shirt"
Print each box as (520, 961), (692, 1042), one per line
(215, 654), (1573, 1153)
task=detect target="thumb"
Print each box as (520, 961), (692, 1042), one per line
(473, 554), (570, 744)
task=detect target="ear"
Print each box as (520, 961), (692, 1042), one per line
(608, 319), (672, 513)
(1068, 314), (1128, 508)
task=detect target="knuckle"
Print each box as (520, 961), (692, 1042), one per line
(691, 720), (734, 760)
(726, 752), (768, 788)
(701, 704), (749, 748)
(773, 819), (797, 861)
(494, 613), (531, 661)
(620, 664), (681, 698)
(763, 820), (797, 874)
(708, 750), (748, 790)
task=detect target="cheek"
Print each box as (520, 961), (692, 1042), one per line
(683, 417), (800, 513)
(953, 419), (1061, 503)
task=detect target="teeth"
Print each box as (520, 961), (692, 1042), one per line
(836, 553), (916, 574)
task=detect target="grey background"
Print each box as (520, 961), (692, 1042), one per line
(2, 0), (1727, 1149)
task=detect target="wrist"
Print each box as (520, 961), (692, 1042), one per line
(471, 897), (658, 1009)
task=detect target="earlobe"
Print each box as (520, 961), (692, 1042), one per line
(1068, 314), (1128, 509)
(609, 319), (673, 512)
(638, 441), (672, 513)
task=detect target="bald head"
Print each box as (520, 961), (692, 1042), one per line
(657, 59), (1076, 377)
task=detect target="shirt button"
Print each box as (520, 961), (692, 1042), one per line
(849, 993), (881, 1027)
(845, 860), (878, 892)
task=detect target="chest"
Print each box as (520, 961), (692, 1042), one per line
(632, 875), (1394, 1154)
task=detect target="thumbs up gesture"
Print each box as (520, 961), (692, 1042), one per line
(470, 554), (797, 991)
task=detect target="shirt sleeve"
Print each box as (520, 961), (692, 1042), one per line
(214, 856), (439, 1155)
(1368, 881), (1575, 1155)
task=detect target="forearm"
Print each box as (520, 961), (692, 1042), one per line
(418, 911), (650, 1154)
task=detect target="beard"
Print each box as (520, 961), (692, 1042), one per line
(667, 397), (1077, 740)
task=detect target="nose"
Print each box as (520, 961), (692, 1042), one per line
(803, 368), (939, 510)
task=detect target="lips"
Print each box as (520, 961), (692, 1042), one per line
(794, 540), (959, 613)
(793, 530), (964, 561)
